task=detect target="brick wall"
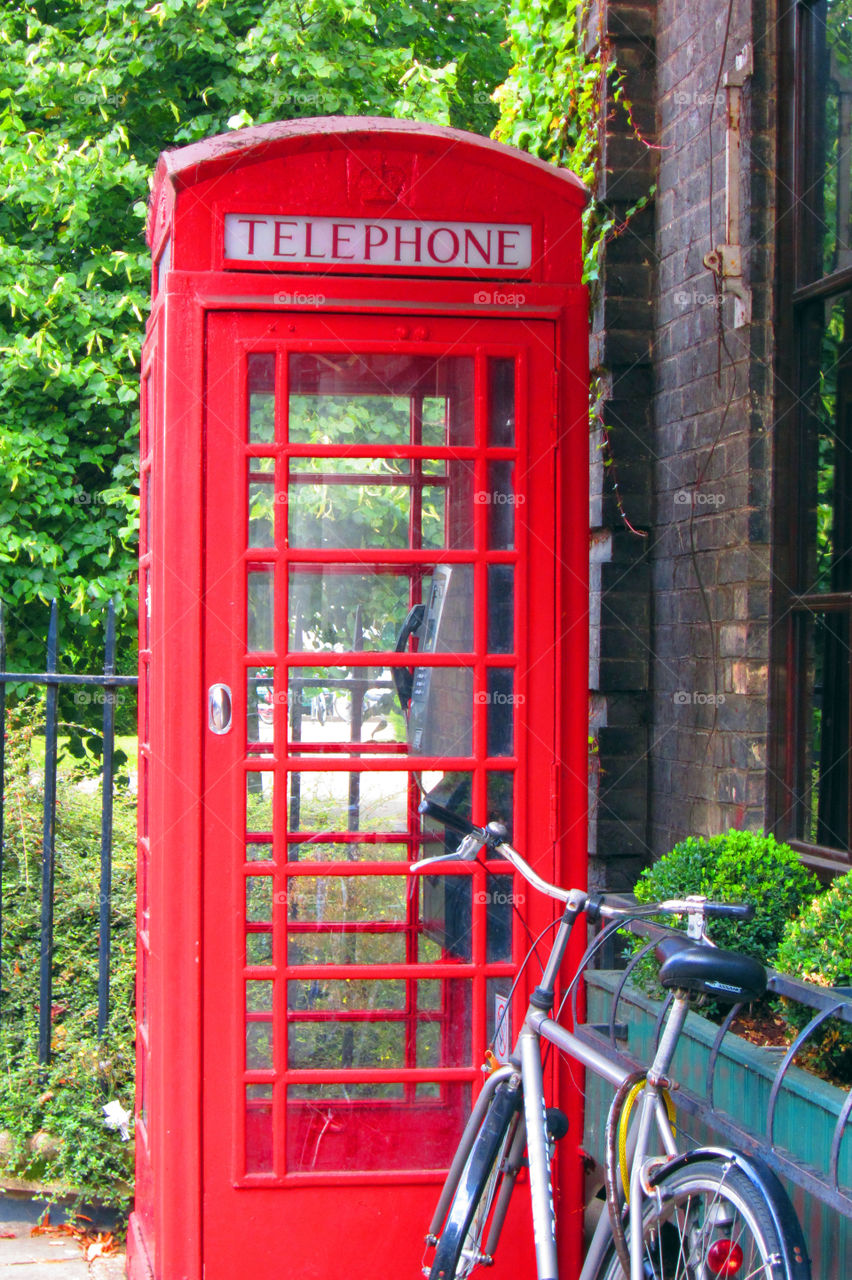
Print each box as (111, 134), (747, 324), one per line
(648, 0), (776, 854)
(589, 0), (777, 882)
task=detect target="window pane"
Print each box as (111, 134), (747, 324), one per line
(288, 353), (474, 447)
(289, 568), (420, 652)
(799, 1), (852, 282)
(797, 610), (850, 849)
(799, 294), (852, 593)
(247, 566), (275, 652)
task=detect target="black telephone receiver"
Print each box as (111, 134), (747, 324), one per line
(392, 603), (425, 713)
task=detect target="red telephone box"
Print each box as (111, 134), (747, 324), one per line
(131, 118), (588, 1280)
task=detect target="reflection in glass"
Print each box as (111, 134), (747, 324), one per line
(246, 875), (273, 922)
(289, 568), (416, 652)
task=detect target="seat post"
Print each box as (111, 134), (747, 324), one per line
(647, 992), (690, 1086)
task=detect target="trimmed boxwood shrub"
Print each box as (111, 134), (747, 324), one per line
(633, 829), (819, 968)
(776, 871), (852, 1083)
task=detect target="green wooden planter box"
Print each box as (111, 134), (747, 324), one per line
(584, 971), (852, 1280)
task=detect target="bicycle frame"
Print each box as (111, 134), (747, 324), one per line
(429, 898), (686, 1280)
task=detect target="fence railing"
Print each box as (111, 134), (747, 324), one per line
(0, 599), (138, 1062)
(582, 909), (852, 1223)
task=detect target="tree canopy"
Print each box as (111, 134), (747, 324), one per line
(0, 0), (510, 671)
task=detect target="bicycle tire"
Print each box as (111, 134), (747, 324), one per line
(429, 1080), (523, 1280)
(590, 1153), (811, 1280)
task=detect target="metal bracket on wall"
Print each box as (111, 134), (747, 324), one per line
(703, 42), (753, 329)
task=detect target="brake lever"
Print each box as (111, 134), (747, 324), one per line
(409, 832), (482, 872)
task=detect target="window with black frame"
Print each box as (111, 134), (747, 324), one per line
(775, 0), (852, 868)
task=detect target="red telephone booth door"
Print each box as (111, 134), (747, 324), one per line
(202, 310), (562, 1280)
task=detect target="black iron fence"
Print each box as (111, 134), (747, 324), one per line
(0, 599), (138, 1062)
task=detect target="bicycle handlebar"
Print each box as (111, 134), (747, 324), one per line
(413, 800), (756, 924)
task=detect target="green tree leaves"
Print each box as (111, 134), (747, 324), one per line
(0, 0), (509, 670)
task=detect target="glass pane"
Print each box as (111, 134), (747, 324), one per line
(247, 1020), (273, 1070)
(247, 668), (275, 751)
(286, 770), (413, 835)
(286, 840), (413, 863)
(486, 669), (516, 757)
(248, 458), (276, 548)
(245, 1086), (273, 1175)
(288, 353), (474, 447)
(285, 1080), (471, 1172)
(487, 461), (517, 549)
(287, 875), (408, 965)
(799, 293), (852, 592)
(486, 772), (514, 838)
(488, 357), (516, 446)
(288, 480), (448, 550)
(247, 772), (274, 833)
(287, 978), (471, 1068)
(798, 611), (850, 848)
(247, 932), (273, 966)
(487, 565), (514, 653)
(289, 568), (419, 652)
(247, 840), (273, 862)
(246, 875), (273, 923)
(799, 2), (852, 281)
(247, 566), (275, 652)
(248, 353), (276, 443)
(287, 667), (404, 747)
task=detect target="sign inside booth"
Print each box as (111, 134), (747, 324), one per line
(224, 214), (532, 272)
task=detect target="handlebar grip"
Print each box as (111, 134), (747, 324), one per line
(702, 902), (755, 921)
(418, 798), (483, 839)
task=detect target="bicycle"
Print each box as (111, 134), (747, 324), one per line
(412, 798), (812, 1280)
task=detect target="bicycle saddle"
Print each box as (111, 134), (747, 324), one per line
(655, 934), (767, 1004)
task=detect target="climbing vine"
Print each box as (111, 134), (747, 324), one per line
(495, 0), (652, 284)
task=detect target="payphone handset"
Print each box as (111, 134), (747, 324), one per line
(401, 565), (473, 758)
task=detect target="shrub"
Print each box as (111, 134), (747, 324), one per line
(776, 872), (852, 1083)
(0, 698), (136, 1213)
(633, 829), (819, 968)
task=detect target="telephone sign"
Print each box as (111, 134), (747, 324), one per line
(131, 118), (588, 1280)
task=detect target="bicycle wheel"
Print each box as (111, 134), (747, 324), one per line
(592, 1154), (811, 1280)
(429, 1081), (523, 1280)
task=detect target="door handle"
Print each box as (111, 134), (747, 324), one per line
(208, 683), (233, 734)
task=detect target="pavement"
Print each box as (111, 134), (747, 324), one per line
(0, 1207), (125, 1280)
